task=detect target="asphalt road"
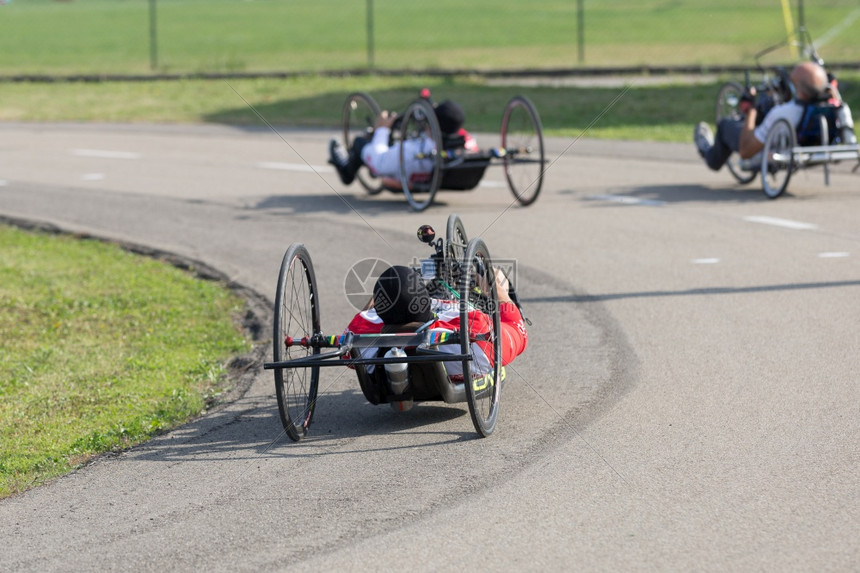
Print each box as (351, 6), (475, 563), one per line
(1, 122), (858, 571)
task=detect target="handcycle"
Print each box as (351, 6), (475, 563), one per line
(263, 214), (525, 440)
(342, 90), (546, 211)
(714, 28), (859, 198)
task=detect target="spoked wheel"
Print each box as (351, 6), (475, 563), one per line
(273, 243), (320, 441)
(500, 96), (545, 206)
(441, 213), (468, 286)
(459, 237), (502, 438)
(819, 113), (831, 185)
(398, 98), (443, 212)
(342, 92), (384, 195)
(715, 81), (757, 185)
(761, 118), (796, 199)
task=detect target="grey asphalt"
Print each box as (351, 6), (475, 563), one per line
(1, 122), (858, 571)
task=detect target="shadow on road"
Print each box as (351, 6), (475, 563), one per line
(523, 279), (860, 304)
(573, 183), (784, 205)
(249, 192), (456, 216)
(129, 387), (472, 464)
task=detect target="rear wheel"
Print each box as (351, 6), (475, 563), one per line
(761, 118), (795, 199)
(342, 92), (384, 195)
(715, 81), (757, 184)
(273, 243), (320, 441)
(459, 238), (502, 437)
(398, 98), (443, 211)
(501, 96), (545, 205)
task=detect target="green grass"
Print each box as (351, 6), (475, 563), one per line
(0, 225), (250, 498)
(1, 0), (857, 142)
(2, 73), (859, 143)
(0, 0), (857, 75)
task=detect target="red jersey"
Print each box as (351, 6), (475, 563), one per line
(345, 298), (527, 380)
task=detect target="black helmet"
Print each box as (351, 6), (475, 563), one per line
(373, 266), (433, 325)
(434, 100), (465, 134)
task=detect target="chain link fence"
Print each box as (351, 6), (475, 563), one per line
(0, 0), (857, 78)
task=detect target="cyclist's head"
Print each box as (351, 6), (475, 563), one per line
(434, 100), (466, 134)
(791, 61), (829, 102)
(373, 265), (433, 325)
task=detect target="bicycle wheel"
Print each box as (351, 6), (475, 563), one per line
(398, 98), (443, 212)
(501, 96), (545, 206)
(342, 92), (384, 195)
(761, 118), (795, 199)
(459, 237), (502, 438)
(715, 81), (757, 185)
(442, 213), (468, 286)
(273, 243), (320, 441)
(819, 114), (831, 186)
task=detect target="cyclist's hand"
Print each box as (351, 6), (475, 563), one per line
(739, 87), (757, 114)
(494, 269), (513, 304)
(375, 110), (397, 129)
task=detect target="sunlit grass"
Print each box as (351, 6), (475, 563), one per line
(0, 225), (249, 497)
(3, 73), (857, 143)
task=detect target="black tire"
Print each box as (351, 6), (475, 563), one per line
(273, 243), (320, 441)
(501, 96), (545, 205)
(442, 213), (468, 287)
(715, 81), (757, 185)
(459, 237), (502, 437)
(819, 113), (831, 185)
(761, 118), (795, 199)
(342, 92), (384, 195)
(398, 98), (443, 212)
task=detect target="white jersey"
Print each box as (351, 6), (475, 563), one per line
(754, 100), (805, 143)
(360, 126), (435, 182)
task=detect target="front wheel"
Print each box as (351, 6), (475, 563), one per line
(442, 213), (468, 287)
(459, 237), (502, 438)
(715, 81), (757, 185)
(273, 243), (321, 441)
(501, 96), (545, 205)
(398, 98), (443, 211)
(761, 118), (796, 199)
(342, 92), (384, 195)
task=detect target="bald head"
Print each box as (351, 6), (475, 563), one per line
(790, 61), (829, 102)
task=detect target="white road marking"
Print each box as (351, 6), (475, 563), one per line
(692, 258), (720, 264)
(257, 161), (332, 173)
(73, 149), (141, 160)
(818, 252), (850, 258)
(743, 215), (818, 230)
(588, 194), (665, 206)
(82, 173), (105, 181)
(479, 180), (507, 188)
(0, 180), (7, 186)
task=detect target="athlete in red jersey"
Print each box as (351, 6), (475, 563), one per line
(345, 265), (527, 381)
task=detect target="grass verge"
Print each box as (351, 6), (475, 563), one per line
(3, 74), (858, 142)
(0, 224), (250, 498)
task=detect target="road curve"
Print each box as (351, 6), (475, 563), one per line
(1, 122), (858, 571)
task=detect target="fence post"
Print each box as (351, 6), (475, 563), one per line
(577, 0), (584, 64)
(149, 0), (158, 70)
(367, 0), (375, 70)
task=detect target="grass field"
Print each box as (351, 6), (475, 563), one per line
(2, 73), (858, 143)
(0, 225), (249, 497)
(0, 1), (857, 75)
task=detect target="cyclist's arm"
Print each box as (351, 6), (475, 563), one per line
(361, 127), (400, 177)
(499, 303), (528, 364)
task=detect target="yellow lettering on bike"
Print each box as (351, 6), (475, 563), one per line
(472, 367), (505, 392)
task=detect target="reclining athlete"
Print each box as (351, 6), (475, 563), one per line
(328, 99), (478, 188)
(694, 61), (856, 170)
(344, 264), (528, 382)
